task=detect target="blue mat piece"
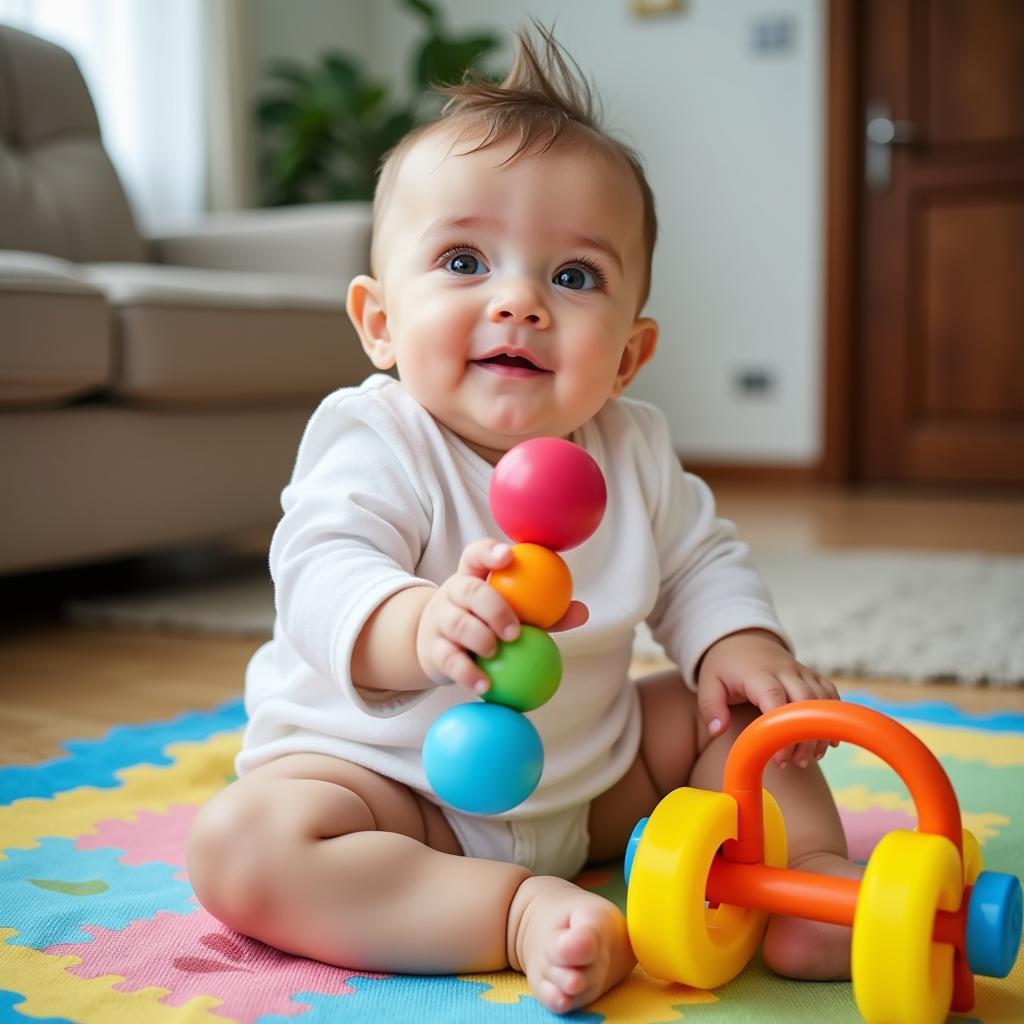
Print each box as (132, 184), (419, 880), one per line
(0, 700), (246, 805)
(842, 691), (1024, 732)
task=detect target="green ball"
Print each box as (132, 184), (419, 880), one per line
(477, 625), (563, 712)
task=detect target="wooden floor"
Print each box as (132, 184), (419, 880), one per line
(2, 483), (1023, 766)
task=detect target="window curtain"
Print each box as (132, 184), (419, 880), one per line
(203, 0), (254, 213)
(0, 0), (209, 230)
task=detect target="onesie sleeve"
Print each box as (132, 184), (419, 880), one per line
(268, 391), (437, 716)
(638, 406), (790, 689)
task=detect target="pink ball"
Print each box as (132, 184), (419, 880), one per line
(490, 438), (607, 551)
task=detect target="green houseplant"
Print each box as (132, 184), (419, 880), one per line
(256, 0), (502, 205)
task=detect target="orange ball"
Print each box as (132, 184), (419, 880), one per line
(489, 543), (573, 629)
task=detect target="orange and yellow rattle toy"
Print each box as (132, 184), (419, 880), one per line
(624, 700), (1022, 1024)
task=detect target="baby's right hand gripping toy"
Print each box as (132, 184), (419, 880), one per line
(423, 437), (607, 815)
(623, 701), (1023, 1024)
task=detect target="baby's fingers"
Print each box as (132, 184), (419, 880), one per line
(437, 601), (502, 662)
(547, 600), (589, 633)
(777, 671), (822, 768)
(457, 538), (514, 578)
(807, 671), (841, 760)
(743, 675), (792, 767)
(446, 574), (520, 646)
(429, 637), (490, 693)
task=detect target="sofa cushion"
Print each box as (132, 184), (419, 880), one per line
(84, 263), (371, 404)
(0, 250), (111, 407)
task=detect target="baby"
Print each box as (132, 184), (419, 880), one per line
(188, 27), (860, 1015)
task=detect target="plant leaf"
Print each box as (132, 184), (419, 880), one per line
(253, 3), (505, 208)
(356, 85), (388, 116)
(398, 0), (442, 32)
(414, 34), (499, 89)
(256, 97), (296, 126)
(322, 51), (362, 103)
(375, 110), (417, 151)
(264, 59), (312, 89)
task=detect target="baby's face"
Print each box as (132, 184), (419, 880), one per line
(350, 128), (658, 463)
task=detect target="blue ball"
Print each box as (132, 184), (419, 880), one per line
(423, 702), (543, 815)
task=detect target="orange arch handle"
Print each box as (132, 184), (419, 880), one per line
(721, 701), (962, 864)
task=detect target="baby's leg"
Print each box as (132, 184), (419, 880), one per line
(187, 753), (632, 1013)
(588, 670), (860, 981)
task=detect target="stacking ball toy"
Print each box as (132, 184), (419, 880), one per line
(489, 437), (606, 551)
(478, 625), (563, 712)
(488, 543), (573, 628)
(422, 702), (543, 815)
(424, 437), (606, 816)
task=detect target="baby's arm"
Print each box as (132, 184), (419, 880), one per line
(632, 403), (839, 765)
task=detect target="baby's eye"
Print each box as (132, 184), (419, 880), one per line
(443, 249), (489, 276)
(553, 262), (602, 291)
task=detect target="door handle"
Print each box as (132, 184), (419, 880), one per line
(865, 101), (916, 191)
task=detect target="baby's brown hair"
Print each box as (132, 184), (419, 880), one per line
(371, 23), (658, 307)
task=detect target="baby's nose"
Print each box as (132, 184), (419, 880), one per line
(487, 286), (551, 329)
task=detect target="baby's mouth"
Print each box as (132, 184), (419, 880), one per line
(473, 353), (551, 377)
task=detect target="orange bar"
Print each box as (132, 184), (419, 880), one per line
(706, 857), (963, 945)
(707, 858), (859, 925)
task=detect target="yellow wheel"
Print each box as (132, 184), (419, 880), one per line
(852, 830), (963, 1024)
(626, 787), (787, 989)
(962, 827), (983, 885)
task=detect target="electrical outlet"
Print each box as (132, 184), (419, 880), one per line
(734, 367), (777, 397)
(750, 16), (797, 54)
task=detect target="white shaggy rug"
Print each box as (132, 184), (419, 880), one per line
(66, 549), (1024, 686)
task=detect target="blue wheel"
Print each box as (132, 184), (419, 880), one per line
(965, 870), (1023, 979)
(623, 817), (648, 885)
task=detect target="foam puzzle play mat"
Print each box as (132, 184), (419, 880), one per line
(1, 693), (1021, 1023)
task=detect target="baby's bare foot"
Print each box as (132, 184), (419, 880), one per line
(762, 851), (863, 980)
(507, 876), (636, 1014)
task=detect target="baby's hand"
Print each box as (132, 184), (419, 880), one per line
(696, 629), (840, 767)
(416, 539), (588, 694)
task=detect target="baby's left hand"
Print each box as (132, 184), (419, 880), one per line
(696, 628), (840, 767)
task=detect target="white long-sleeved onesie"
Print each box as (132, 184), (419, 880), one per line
(237, 374), (785, 869)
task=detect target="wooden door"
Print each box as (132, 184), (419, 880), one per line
(855, 0), (1024, 484)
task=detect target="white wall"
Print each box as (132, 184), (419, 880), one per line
(247, 0), (826, 465)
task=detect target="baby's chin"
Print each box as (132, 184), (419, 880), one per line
(452, 425), (525, 466)
(416, 395), (578, 465)
(457, 427), (577, 468)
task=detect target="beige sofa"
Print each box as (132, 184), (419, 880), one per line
(0, 25), (374, 574)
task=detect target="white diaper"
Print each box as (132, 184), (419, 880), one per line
(440, 802), (591, 879)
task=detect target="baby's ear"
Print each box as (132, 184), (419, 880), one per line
(347, 275), (394, 369)
(611, 317), (659, 397)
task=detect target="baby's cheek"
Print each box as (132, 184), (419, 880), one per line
(565, 333), (626, 384)
(421, 291), (478, 334)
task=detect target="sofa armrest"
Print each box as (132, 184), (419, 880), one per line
(146, 201), (372, 283)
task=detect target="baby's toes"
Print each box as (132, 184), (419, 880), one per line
(537, 978), (574, 1015)
(544, 964), (587, 997)
(554, 921), (599, 966)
